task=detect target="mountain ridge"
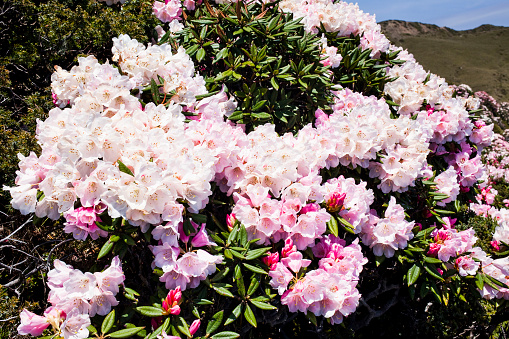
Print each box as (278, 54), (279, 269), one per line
(379, 20), (509, 102)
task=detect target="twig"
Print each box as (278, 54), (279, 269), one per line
(0, 216), (33, 243)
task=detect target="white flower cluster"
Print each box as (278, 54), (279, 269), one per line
(112, 34), (207, 105)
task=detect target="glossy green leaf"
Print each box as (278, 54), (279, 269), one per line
(206, 310), (224, 335)
(214, 286), (234, 298)
(109, 327), (145, 338)
(244, 304), (257, 328)
(234, 265), (245, 297)
(135, 306), (164, 317)
(101, 310), (115, 334)
(177, 316), (191, 338)
(245, 247), (271, 261)
(407, 264), (421, 286)
(326, 215), (339, 237)
(211, 331), (241, 339)
(249, 299), (276, 310)
(247, 275), (260, 296)
(224, 303), (243, 326)
(243, 263), (267, 275)
(97, 239), (115, 260)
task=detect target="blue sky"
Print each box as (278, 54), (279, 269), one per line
(354, 0), (509, 30)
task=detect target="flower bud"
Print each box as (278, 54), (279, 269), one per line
(189, 319), (201, 336)
(326, 192), (346, 213)
(226, 213), (236, 232)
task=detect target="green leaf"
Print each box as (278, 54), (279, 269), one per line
(416, 226), (436, 239)
(196, 298), (214, 305)
(214, 286), (234, 298)
(183, 218), (196, 236)
(197, 48), (206, 62)
(101, 310), (115, 334)
(235, 265), (245, 297)
(230, 249), (246, 260)
(151, 78), (160, 104)
(433, 209), (456, 215)
(109, 327), (145, 338)
(247, 275), (260, 296)
(227, 225), (239, 245)
(124, 287), (140, 296)
(244, 304), (257, 328)
(243, 263), (267, 275)
(177, 316), (191, 338)
(475, 273), (485, 290)
(190, 213), (208, 224)
(206, 310), (224, 335)
(454, 199), (461, 212)
(211, 267), (230, 282)
(270, 77), (279, 90)
(224, 303), (243, 326)
(407, 264), (421, 286)
(337, 217), (355, 233)
(424, 263), (445, 281)
(306, 311), (317, 326)
(252, 112), (271, 120)
(135, 306), (164, 317)
(87, 325), (97, 335)
(211, 331), (240, 339)
(326, 215), (339, 237)
(249, 299), (276, 310)
(98, 238), (115, 260)
(245, 247), (271, 261)
(423, 256), (442, 264)
(117, 160), (134, 176)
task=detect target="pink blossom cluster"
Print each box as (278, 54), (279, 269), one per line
(316, 89), (433, 193)
(360, 196), (415, 258)
(470, 203), (509, 247)
(319, 35), (343, 68)
(267, 237), (367, 324)
(384, 49), (448, 115)
(63, 204), (108, 240)
(471, 248), (509, 299)
(427, 219), (477, 262)
(152, 221), (223, 291)
(484, 134), (509, 183)
(18, 257), (124, 338)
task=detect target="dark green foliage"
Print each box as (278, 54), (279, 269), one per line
(173, 0), (333, 133)
(172, 0), (397, 134)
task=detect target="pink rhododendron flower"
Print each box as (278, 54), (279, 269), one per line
(17, 309), (50, 336)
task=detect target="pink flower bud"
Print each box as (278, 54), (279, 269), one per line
(226, 213), (236, 232)
(326, 192), (346, 213)
(491, 240), (500, 251)
(427, 243), (441, 257)
(281, 238), (296, 258)
(262, 252), (279, 270)
(189, 319), (201, 335)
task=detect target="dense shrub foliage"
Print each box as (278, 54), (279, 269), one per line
(3, 0), (509, 338)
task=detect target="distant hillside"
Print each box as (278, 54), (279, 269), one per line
(380, 20), (509, 102)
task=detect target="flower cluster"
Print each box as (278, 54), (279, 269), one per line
(267, 237), (367, 324)
(18, 257), (124, 338)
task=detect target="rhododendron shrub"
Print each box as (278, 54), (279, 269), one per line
(6, 0), (509, 337)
